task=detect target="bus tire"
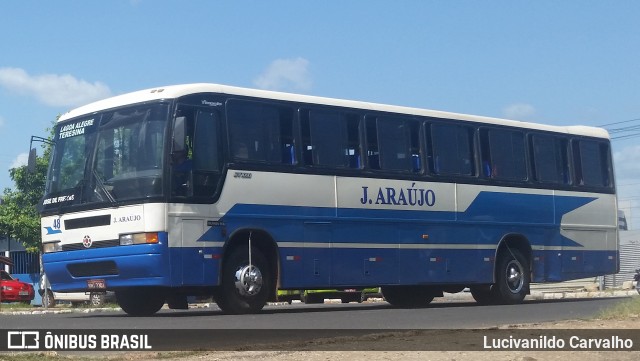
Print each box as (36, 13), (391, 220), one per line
(216, 245), (270, 314)
(116, 287), (166, 316)
(493, 248), (529, 304)
(470, 285), (495, 305)
(42, 290), (56, 308)
(300, 292), (319, 304)
(381, 286), (434, 308)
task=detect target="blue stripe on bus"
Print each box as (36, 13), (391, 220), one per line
(220, 192), (598, 248)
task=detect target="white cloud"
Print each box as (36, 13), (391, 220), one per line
(0, 67), (112, 107)
(0, 115), (4, 128)
(254, 57), (312, 92)
(10, 152), (29, 169)
(502, 103), (536, 121)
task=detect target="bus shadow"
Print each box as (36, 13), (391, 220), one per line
(73, 295), (631, 319)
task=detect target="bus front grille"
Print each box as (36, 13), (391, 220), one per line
(67, 261), (119, 277)
(62, 239), (120, 251)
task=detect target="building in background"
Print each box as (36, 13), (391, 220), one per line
(618, 200), (632, 230)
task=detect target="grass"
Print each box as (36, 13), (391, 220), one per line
(0, 303), (33, 310)
(0, 302), (121, 312)
(595, 295), (640, 320)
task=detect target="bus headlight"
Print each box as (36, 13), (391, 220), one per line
(119, 232), (159, 246)
(42, 241), (62, 253)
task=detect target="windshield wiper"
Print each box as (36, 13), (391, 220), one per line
(92, 169), (117, 205)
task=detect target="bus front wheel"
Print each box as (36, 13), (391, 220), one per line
(116, 287), (166, 316)
(216, 245), (271, 314)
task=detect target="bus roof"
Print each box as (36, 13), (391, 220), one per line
(58, 83), (610, 139)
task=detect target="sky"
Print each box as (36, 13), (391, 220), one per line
(1, 1), (640, 226)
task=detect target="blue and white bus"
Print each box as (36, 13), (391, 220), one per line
(34, 83), (618, 316)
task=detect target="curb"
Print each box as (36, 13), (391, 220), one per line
(1, 290), (637, 315)
(529, 289), (638, 300)
(435, 289), (639, 302)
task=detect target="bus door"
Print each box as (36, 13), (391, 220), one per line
(170, 104), (224, 286)
(181, 218), (208, 284)
(168, 215), (217, 286)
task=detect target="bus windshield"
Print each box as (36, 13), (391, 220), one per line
(42, 103), (169, 212)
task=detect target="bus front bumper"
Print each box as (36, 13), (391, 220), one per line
(42, 243), (170, 292)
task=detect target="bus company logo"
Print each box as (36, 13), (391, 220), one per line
(359, 184), (436, 207)
(82, 235), (92, 248)
(112, 214), (142, 224)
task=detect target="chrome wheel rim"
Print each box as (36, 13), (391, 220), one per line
(234, 264), (263, 297)
(505, 259), (524, 293)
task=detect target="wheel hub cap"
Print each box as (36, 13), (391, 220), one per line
(234, 265), (263, 297)
(506, 260), (524, 293)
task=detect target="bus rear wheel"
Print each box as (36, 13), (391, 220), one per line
(493, 248), (529, 304)
(116, 287), (166, 316)
(381, 286), (434, 308)
(471, 249), (529, 305)
(470, 285), (495, 305)
(216, 245), (271, 314)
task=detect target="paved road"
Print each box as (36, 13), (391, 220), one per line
(0, 296), (630, 330)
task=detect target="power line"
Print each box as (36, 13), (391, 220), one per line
(598, 118), (640, 127)
(618, 196), (640, 201)
(612, 133), (640, 140)
(598, 117), (640, 141)
(617, 182), (640, 187)
(609, 126), (640, 134)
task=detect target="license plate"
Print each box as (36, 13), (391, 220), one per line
(87, 279), (106, 289)
(19, 291), (29, 296)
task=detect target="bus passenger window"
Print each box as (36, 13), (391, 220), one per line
(233, 142), (249, 159)
(480, 128), (526, 181)
(573, 140), (611, 188)
(227, 99), (294, 165)
(530, 135), (569, 185)
(301, 109), (352, 168)
(367, 116), (419, 172)
(429, 123), (474, 176)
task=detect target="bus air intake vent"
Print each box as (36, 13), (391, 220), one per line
(67, 261), (118, 277)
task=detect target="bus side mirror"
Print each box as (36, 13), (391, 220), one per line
(172, 116), (186, 154)
(27, 135), (54, 174)
(27, 147), (37, 174)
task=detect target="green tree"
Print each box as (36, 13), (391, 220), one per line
(0, 128), (53, 252)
